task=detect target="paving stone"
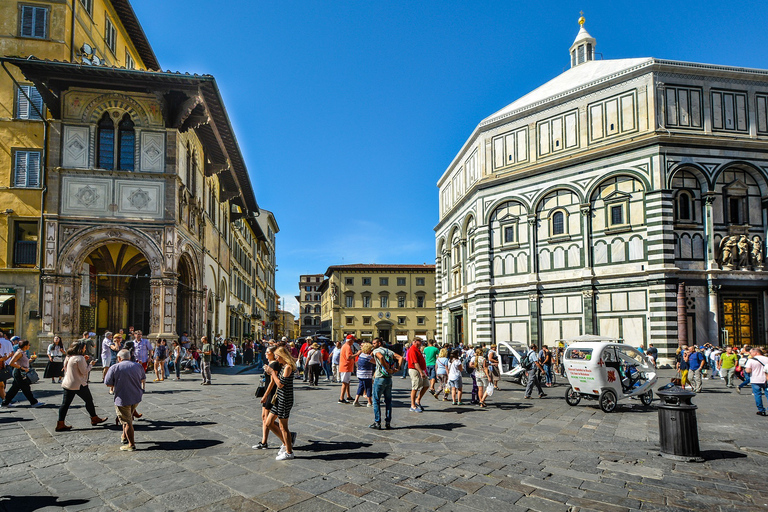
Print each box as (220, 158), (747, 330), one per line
(281, 496), (346, 512)
(319, 489), (367, 508)
(424, 485), (467, 502)
(513, 495), (570, 512)
(252, 486), (314, 510)
(362, 490), (391, 504)
(401, 490), (448, 509)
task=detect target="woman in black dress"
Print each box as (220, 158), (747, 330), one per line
(44, 336), (65, 383)
(263, 346), (296, 460)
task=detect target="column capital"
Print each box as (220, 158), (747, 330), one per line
(703, 192), (717, 206)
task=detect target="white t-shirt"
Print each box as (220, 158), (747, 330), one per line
(0, 337), (12, 358)
(746, 356), (768, 385)
(448, 359), (462, 381)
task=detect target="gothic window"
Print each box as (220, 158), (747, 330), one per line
(97, 112), (115, 169)
(117, 114), (135, 171)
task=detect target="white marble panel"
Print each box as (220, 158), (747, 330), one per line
(539, 251), (551, 271)
(628, 291), (646, 310)
(596, 293), (610, 313)
(140, 131), (165, 172)
(599, 318), (620, 339)
(495, 322), (511, 343)
(630, 204), (644, 224)
(622, 317), (645, 347)
(505, 133), (515, 163)
(511, 321), (528, 343)
(568, 245), (580, 267)
(541, 297), (553, 315)
(692, 235), (704, 259)
(494, 137), (504, 168)
(568, 295), (582, 314)
(621, 94), (635, 131)
(590, 104), (603, 139)
(553, 296), (567, 314)
(612, 292), (628, 312)
(493, 257), (503, 275)
(680, 235), (692, 259)
(61, 177), (111, 215)
(553, 247), (565, 268)
(494, 301), (505, 316)
(594, 241), (608, 264)
(612, 239), (626, 262)
(562, 319), (581, 338)
(565, 112), (577, 148)
(517, 253), (528, 273)
(516, 130), (527, 161)
(505, 254), (515, 274)
(628, 237), (643, 260)
(517, 299), (528, 316)
(62, 126), (89, 169)
(115, 180), (163, 218)
(606, 99), (619, 135)
(542, 320), (560, 345)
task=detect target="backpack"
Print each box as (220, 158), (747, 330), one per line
(520, 351), (534, 371)
(463, 356), (473, 375)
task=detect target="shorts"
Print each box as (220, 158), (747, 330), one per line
(476, 373), (490, 388)
(409, 369), (428, 390)
(356, 378), (373, 397)
(102, 357), (111, 367)
(115, 404), (137, 426)
(448, 378), (462, 390)
(339, 372), (352, 384)
(426, 366), (436, 380)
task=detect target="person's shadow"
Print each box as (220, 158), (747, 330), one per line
(0, 495), (89, 512)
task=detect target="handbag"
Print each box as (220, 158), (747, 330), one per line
(25, 368), (40, 384)
(255, 375), (267, 398)
(670, 370), (682, 387)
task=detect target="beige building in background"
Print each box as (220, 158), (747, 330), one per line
(318, 264), (436, 343)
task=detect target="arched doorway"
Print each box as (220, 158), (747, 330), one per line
(82, 243), (151, 334)
(177, 256), (194, 337)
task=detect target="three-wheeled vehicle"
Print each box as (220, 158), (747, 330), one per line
(562, 336), (657, 412)
(497, 341), (529, 386)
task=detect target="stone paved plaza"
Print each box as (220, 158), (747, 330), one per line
(1, 366), (767, 512)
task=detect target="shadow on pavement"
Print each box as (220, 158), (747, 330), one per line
(295, 440), (372, 452)
(0, 495), (89, 512)
(145, 389), (201, 395)
(109, 419), (216, 432)
(0, 416), (33, 424)
(700, 449), (748, 460)
(399, 422), (464, 430)
(145, 439), (223, 451)
(494, 402), (534, 411)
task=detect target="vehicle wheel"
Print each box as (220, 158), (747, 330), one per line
(520, 374), (528, 387)
(641, 390), (653, 406)
(565, 386), (581, 406)
(599, 389), (617, 413)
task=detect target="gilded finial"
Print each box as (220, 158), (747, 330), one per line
(578, 11), (585, 26)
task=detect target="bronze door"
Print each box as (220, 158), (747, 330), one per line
(721, 298), (756, 346)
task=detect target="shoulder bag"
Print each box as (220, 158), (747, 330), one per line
(25, 368), (40, 384)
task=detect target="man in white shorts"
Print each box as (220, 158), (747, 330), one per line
(338, 335), (358, 403)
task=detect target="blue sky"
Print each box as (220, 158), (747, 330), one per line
(132, 0), (768, 316)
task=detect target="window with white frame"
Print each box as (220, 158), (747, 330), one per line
(80, 0), (93, 16)
(362, 295), (371, 308)
(380, 295), (388, 308)
(105, 16), (117, 54)
(551, 210), (566, 236)
(398, 316), (406, 325)
(125, 50), (135, 70)
(13, 151), (41, 188)
(379, 277), (388, 286)
(396, 277), (406, 286)
(345, 295), (354, 308)
(416, 277), (425, 286)
(19, 5), (48, 39)
(15, 85), (44, 120)
(503, 224), (516, 243)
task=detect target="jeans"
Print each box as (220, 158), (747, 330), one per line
(739, 373), (751, 390)
(174, 358), (181, 379)
(543, 363), (553, 385)
(723, 368), (736, 387)
(373, 377), (392, 424)
(201, 361), (211, 383)
(58, 385), (97, 421)
(323, 361), (332, 380)
(525, 369), (544, 397)
(752, 383), (767, 413)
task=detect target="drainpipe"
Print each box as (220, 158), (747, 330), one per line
(70, 0), (76, 62)
(1, 61), (50, 325)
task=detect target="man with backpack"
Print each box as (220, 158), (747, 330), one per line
(523, 344), (546, 399)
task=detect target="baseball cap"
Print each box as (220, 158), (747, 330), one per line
(346, 334), (355, 341)
(281, 336), (288, 342)
(10, 336), (20, 342)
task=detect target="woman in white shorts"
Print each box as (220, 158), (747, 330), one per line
(447, 350), (464, 405)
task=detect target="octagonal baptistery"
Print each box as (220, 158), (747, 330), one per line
(435, 19), (768, 364)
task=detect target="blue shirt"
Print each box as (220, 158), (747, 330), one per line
(134, 338), (153, 363)
(688, 351), (705, 370)
(104, 360), (145, 406)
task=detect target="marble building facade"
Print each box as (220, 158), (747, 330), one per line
(435, 21), (768, 363)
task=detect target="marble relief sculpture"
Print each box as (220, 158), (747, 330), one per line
(717, 234), (764, 270)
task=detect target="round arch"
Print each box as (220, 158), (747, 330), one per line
(483, 196), (531, 224)
(666, 163), (712, 191)
(712, 161), (768, 196)
(532, 185), (585, 214)
(57, 226), (163, 277)
(586, 170), (651, 201)
(81, 93), (152, 127)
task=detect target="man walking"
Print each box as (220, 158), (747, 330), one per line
(134, 332), (153, 372)
(369, 337), (404, 429)
(407, 337), (429, 412)
(523, 344), (546, 399)
(104, 349), (146, 451)
(688, 346), (705, 393)
(0, 332), (13, 402)
(719, 346), (738, 388)
(423, 339), (439, 395)
(200, 336), (212, 385)
(744, 348), (768, 416)
(338, 335), (358, 403)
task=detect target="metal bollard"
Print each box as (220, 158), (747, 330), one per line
(656, 387), (704, 462)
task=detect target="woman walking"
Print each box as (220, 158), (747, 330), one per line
(253, 346), (282, 449)
(56, 342), (107, 431)
(171, 340), (182, 381)
(306, 342), (322, 387)
(472, 348), (490, 407)
(45, 336), (66, 383)
(262, 346), (296, 460)
(154, 339), (167, 382)
(434, 348), (450, 400)
(352, 343), (375, 406)
(447, 350), (464, 405)
(1, 340), (44, 408)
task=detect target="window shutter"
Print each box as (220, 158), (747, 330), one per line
(20, 6), (34, 37)
(14, 152), (28, 187)
(16, 86), (30, 119)
(29, 86), (43, 120)
(33, 7), (47, 39)
(28, 152), (40, 186)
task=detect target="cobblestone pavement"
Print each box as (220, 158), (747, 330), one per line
(1, 366), (767, 512)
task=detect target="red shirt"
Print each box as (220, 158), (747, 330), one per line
(321, 347), (329, 362)
(407, 345), (426, 370)
(339, 343), (355, 372)
(300, 342), (310, 357)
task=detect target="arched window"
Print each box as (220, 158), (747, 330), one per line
(97, 112), (115, 170)
(117, 114), (135, 170)
(314, 305), (321, 313)
(304, 305), (311, 314)
(552, 211), (565, 236)
(677, 191), (692, 221)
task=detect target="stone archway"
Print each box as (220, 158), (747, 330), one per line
(43, 226), (166, 341)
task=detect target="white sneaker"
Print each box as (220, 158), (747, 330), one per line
(276, 451), (294, 461)
(278, 444), (287, 455)
(31, 402), (45, 408)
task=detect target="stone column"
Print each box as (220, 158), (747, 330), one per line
(582, 289), (595, 335)
(580, 203), (593, 272)
(159, 276), (179, 340)
(677, 281), (687, 348)
(704, 193), (717, 269)
(527, 214), (538, 277)
(149, 278), (163, 339)
(529, 292), (540, 347)
(473, 226), (493, 345)
(708, 281), (720, 345)
(434, 255), (442, 343)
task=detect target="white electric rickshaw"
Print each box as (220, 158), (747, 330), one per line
(562, 336), (657, 412)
